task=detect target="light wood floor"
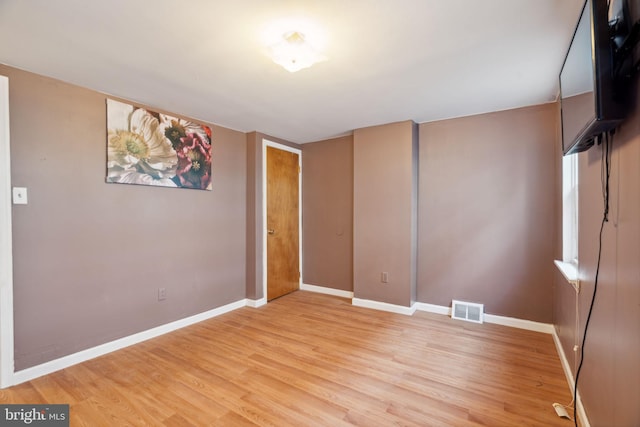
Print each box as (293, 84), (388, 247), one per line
(0, 291), (573, 426)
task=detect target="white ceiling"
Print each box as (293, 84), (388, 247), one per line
(0, 0), (583, 143)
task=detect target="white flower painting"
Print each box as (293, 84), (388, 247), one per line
(106, 99), (212, 190)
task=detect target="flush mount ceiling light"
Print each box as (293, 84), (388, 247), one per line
(268, 31), (326, 72)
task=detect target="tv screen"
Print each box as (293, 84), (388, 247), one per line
(559, 0), (625, 155)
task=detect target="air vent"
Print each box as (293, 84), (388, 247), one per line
(451, 300), (484, 324)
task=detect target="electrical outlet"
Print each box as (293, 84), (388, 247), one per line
(381, 272), (389, 283)
(158, 287), (167, 301)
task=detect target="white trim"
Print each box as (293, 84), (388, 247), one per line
(262, 139), (302, 301)
(352, 298), (416, 316)
(245, 298), (267, 308)
(12, 298), (249, 386)
(414, 302), (554, 334)
(300, 283), (354, 299)
(0, 75), (14, 388)
(552, 327), (591, 427)
(554, 260), (580, 293)
(552, 328), (575, 398)
(562, 153), (579, 264)
(413, 302), (451, 316)
(483, 313), (554, 334)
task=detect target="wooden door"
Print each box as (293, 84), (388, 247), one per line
(266, 146), (300, 301)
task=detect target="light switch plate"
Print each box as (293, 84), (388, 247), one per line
(12, 187), (27, 205)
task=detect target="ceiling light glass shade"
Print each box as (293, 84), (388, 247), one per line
(269, 31), (326, 72)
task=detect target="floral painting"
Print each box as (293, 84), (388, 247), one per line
(106, 99), (212, 190)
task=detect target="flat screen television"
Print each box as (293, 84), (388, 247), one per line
(559, 0), (626, 155)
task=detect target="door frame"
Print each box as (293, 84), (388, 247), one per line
(0, 75), (15, 388)
(262, 139), (302, 302)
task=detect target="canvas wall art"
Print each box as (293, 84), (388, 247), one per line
(106, 99), (213, 190)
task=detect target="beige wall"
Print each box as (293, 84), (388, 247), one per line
(554, 80), (640, 426)
(419, 104), (558, 322)
(353, 121), (417, 307)
(302, 135), (353, 291)
(3, 65), (248, 370)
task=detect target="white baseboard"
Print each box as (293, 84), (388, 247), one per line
(246, 297), (267, 308)
(413, 302), (451, 316)
(414, 302), (554, 334)
(300, 283), (354, 299)
(299, 285), (414, 315)
(11, 298), (249, 386)
(351, 298), (416, 315)
(552, 327), (590, 427)
(483, 313), (554, 334)
(350, 299), (553, 333)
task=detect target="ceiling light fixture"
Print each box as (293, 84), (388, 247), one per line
(269, 31), (326, 72)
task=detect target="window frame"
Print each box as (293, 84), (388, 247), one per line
(562, 153), (579, 265)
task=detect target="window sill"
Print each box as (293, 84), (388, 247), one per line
(554, 260), (580, 293)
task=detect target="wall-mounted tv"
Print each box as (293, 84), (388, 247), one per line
(559, 0), (627, 156)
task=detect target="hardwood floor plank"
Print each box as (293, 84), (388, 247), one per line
(161, 413), (198, 427)
(212, 411), (261, 427)
(245, 353), (402, 417)
(2, 381), (46, 403)
(386, 401), (483, 427)
(0, 291), (573, 425)
(29, 373), (77, 405)
(234, 368), (351, 426)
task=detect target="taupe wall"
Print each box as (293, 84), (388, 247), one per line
(3, 65), (247, 370)
(353, 121), (417, 307)
(301, 135), (353, 291)
(245, 132), (259, 300)
(554, 80), (640, 426)
(301, 107), (558, 318)
(418, 104), (558, 322)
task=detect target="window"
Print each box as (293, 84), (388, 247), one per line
(562, 154), (579, 264)
(555, 153), (579, 288)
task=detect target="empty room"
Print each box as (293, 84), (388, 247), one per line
(0, 0), (638, 426)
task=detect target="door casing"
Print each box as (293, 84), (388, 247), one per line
(0, 75), (15, 388)
(261, 139), (302, 302)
